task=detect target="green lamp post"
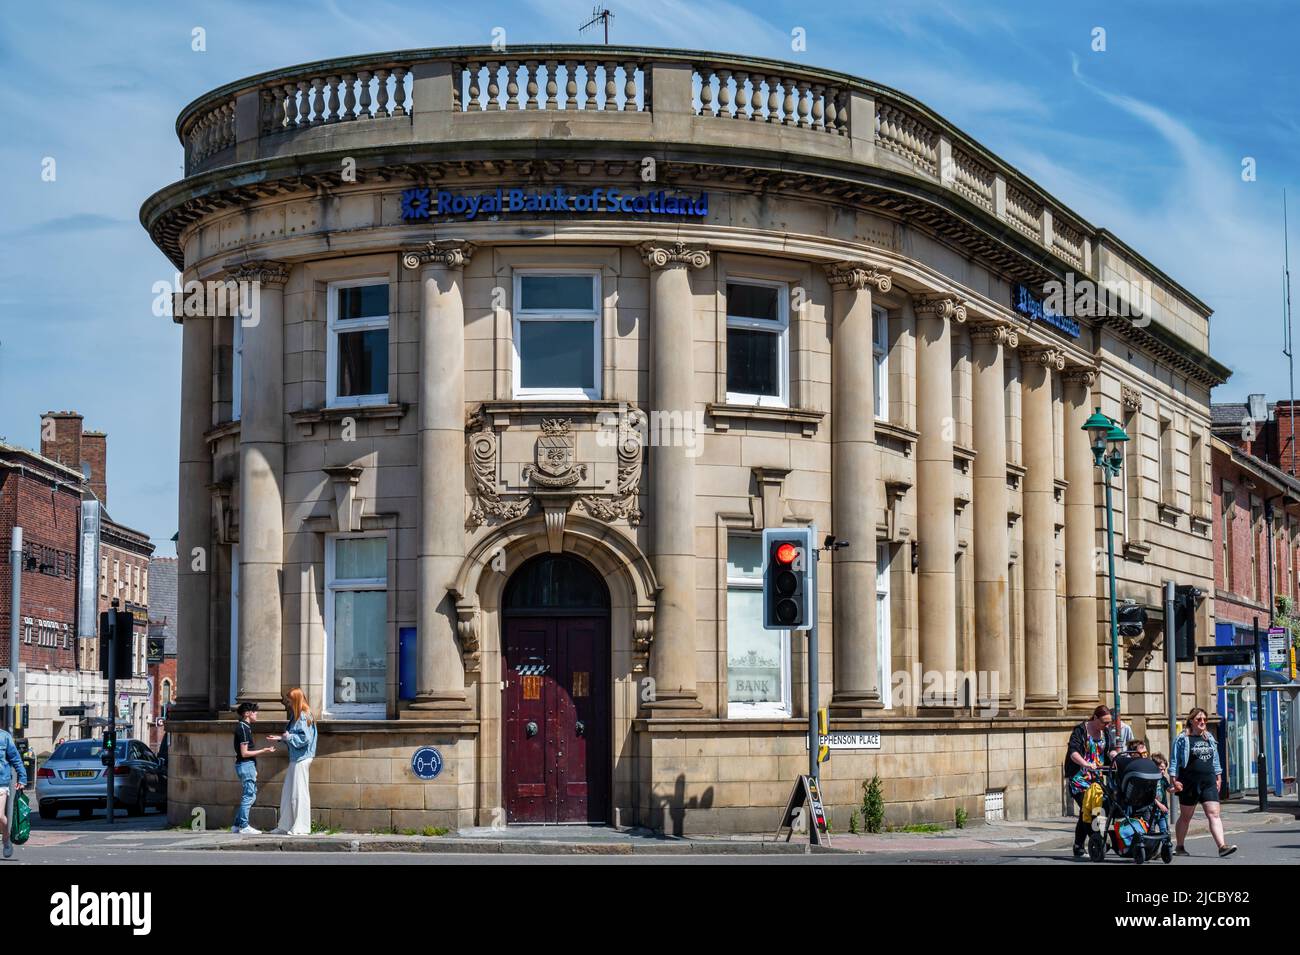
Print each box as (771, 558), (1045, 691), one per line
(1082, 408), (1129, 718)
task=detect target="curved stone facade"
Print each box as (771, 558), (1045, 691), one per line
(144, 46), (1228, 833)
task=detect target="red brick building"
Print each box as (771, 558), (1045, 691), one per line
(0, 442), (84, 750)
(147, 556), (177, 749)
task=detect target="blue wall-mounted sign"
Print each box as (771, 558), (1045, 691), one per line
(1011, 283), (1081, 339)
(411, 746), (443, 781)
(401, 186), (709, 222)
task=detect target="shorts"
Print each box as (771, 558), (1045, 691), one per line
(1178, 777), (1219, 806)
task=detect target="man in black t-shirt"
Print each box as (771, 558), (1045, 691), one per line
(232, 702), (275, 834)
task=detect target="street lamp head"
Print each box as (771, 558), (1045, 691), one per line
(1082, 408), (1112, 438)
(1105, 422), (1129, 445)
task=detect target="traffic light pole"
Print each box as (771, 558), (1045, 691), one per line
(808, 545), (820, 784)
(105, 605), (117, 825)
(1164, 581), (1179, 818)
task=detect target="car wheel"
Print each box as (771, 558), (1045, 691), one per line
(79, 807), (94, 820)
(38, 803), (58, 820)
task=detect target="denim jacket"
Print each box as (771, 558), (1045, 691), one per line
(0, 730), (27, 787)
(282, 713), (318, 763)
(1172, 730), (1222, 778)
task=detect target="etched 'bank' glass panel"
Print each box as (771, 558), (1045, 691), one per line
(333, 590), (386, 706)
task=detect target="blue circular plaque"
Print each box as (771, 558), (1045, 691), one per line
(411, 746), (443, 780)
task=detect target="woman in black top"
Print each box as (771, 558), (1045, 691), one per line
(1171, 707), (1236, 857)
(1063, 705), (1111, 856)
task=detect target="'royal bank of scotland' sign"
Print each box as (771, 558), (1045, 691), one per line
(401, 186), (709, 222)
(1012, 283), (1081, 338)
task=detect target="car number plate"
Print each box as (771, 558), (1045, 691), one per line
(65, 770), (97, 778)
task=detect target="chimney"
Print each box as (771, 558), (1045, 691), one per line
(82, 430), (108, 508)
(40, 411), (84, 475)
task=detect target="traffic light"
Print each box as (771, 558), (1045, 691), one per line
(762, 527), (815, 631)
(101, 729), (116, 766)
(1173, 585), (1204, 661)
(99, 608), (134, 680)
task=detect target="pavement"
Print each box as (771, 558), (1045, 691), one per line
(11, 797), (1293, 861)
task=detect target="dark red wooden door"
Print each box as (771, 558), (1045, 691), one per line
(504, 615), (609, 824)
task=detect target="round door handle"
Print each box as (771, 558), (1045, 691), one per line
(575, 720), (585, 737)
(525, 720), (539, 738)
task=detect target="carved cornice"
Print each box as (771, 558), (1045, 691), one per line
(639, 240), (710, 271)
(1022, 346), (1066, 371)
(1121, 384), (1143, 412)
(225, 259), (290, 286)
(912, 295), (967, 324)
(824, 262), (892, 293)
(402, 239), (476, 270)
(968, 321), (1019, 348)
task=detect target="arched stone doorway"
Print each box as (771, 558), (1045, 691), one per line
(502, 553), (611, 824)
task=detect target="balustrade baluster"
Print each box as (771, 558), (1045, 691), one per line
(623, 61), (636, 110)
(466, 63), (481, 111)
(324, 76), (339, 123)
(698, 68), (714, 117)
(717, 69), (732, 119)
(835, 89), (849, 135)
(545, 60), (558, 109)
(374, 69), (391, 117)
(486, 62), (500, 110)
(796, 80), (811, 128)
(505, 60), (520, 110)
(356, 72), (371, 119)
(392, 67), (408, 116)
(811, 83), (825, 131)
(734, 72), (750, 119)
(296, 80), (310, 127)
(341, 74), (356, 120)
(525, 60), (539, 109)
(602, 61), (616, 109)
(564, 60), (578, 109)
(584, 61), (597, 110)
(782, 77), (796, 126)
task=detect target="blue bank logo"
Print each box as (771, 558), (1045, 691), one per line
(1011, 283), (1081, 338)
(400, 186), (709, 222)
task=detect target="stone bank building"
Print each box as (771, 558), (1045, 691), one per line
(142, 45), (1228, 832)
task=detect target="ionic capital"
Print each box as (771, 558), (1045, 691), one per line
(912, 295), (968, 324)
(1022, 346), (1067, 371)
(824, 262), (892, 293)
(639, 240), (711, 271)
(1062, 365), (1099, 388)
(968, 322), (1019, 348)
(225, 260), (290, 287)
(403, 239), (476, 270)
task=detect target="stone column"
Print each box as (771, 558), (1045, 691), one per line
(406, 241), (475, 712)
(971, 322), (1017, 705)
(1064, 366), (1100, 705)
(1021, 346), (1065, 706)
(914, 296), (966, 685)
(233, 261), (290, 706)
(641, 241), (710, 712)
(172, 296), (214, 718)
(825, 262), (890, 714)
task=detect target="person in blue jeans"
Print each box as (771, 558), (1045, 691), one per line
(232, 702), (275, 834)
(0, 729), (28, 859)
(1151, 752), (1172, 840)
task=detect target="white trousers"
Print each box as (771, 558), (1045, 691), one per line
(276, 757), (313, 834)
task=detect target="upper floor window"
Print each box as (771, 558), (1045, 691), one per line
(873, 305), (889, 420)
(725, 280), (788, 407)
(512, 271), (601, 399)
(327, 279), (390, 408)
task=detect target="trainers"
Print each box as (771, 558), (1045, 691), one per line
(2, 842), (12, 859)
(1072, 843), (1085, 857)
(236, 826), (262, 835)
(1175, 845), (1190, 856)
(1218, 844), (1238, 858)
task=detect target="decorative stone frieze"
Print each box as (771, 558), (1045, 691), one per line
(225, 259), (290, 286)
(1121, 384), (1143, 412)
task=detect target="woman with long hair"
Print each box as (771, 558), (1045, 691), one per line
(1171, 706), (1236, 857)
(267, 687), (318, 835)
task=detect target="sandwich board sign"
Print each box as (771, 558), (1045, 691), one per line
(775, 775), (831, 846)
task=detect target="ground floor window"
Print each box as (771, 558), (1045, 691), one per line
(325, 534), (388, 717)
(726, 532), (791, 717)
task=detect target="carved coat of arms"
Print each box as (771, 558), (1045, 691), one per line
(522, 419), (587, 488)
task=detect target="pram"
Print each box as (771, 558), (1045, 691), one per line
(1083, 756), (1173, 864)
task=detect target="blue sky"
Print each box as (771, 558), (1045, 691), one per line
(1, 0), (1297, 556)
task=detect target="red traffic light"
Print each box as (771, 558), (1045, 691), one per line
(775, 542), (799, 565)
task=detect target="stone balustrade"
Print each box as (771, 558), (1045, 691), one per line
(167, 44), (1101, 278)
